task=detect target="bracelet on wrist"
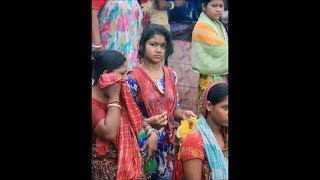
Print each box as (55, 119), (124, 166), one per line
(147, 128), (159, 137)
(107, 103), (121, 109)
(92, 43), (102, 48)
(169, 1), (174, 10)
(108, 100), (120, 105)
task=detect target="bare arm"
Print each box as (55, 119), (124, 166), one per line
(94, 82), (121, 141)
(92, 9), (102, 46)
(183, 159), (203, 180)
(94, 106), (121, 141)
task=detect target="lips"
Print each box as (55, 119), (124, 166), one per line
(154, 55), (162, 59)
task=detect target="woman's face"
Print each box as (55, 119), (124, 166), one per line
(202, 0), (224, 21)
(144, 34), (167, 64)
(207, 95), (228, 127)
(112, 60), (129, 80)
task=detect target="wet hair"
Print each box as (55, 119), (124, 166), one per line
(92, 50), (126, 81)
(207, 83), (228, 105)
(138, 23), (174, 62)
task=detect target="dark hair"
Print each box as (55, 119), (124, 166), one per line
(207, 83), (228, 105)
(202, 0), (226, 9)
(202, 0), (211, 6)
(92, 50), (126, 81)
(138, 23), (174, 62)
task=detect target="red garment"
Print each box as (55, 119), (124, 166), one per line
(92, 0), (107, 10)
(92, 98), (112, 155)
(96, 72), (143, 179)
(180, 129), (228, 180)
(180, 130), (211, 180)
(129, 65), (177, 144)
(92, 98), (106, 129)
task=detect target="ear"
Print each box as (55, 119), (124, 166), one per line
(202, 3), (206, 12)
(206, 101), (213, 112)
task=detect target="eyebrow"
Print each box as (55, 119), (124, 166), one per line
(148, 40), (167, 45)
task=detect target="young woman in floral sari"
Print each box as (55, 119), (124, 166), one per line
(127, 24), (196, 179)
(181, 82), (228, 180)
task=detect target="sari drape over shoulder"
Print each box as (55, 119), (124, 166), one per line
(129, 65), (177, 144)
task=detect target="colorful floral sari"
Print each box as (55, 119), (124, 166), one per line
(98, 0), (142, 69)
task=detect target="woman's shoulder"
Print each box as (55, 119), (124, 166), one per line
(180, 129), (205, 161)
(164, 66), (178, 80)
(183, 129), (203, 145)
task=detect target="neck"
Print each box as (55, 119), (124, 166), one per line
(141, 61), (163, 71)
(92, 85), (107, 104)
(205, 115), (222, 135)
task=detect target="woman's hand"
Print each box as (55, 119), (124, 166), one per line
(140, 132), (158, 163)
(181, 110), (197, 120)
(146, 111), (168, 129)
(103, 82), (121, 101)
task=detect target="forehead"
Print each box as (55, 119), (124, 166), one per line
(209, 0), (224, 4)
(147, 34), (166, 43)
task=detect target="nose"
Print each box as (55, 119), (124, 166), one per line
(155, 45), (162, 52)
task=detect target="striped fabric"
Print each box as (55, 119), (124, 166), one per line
(197, 115), (228, 180)
(98, 72), (143, 179)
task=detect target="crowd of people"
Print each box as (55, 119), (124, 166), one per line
(91, 0), (228, 179)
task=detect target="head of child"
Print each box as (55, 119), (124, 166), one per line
(204, 82), (228, 128)
(138, 23), (174, 65)
(202, 0), (224, 21)
(92, 50), (128, 86)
